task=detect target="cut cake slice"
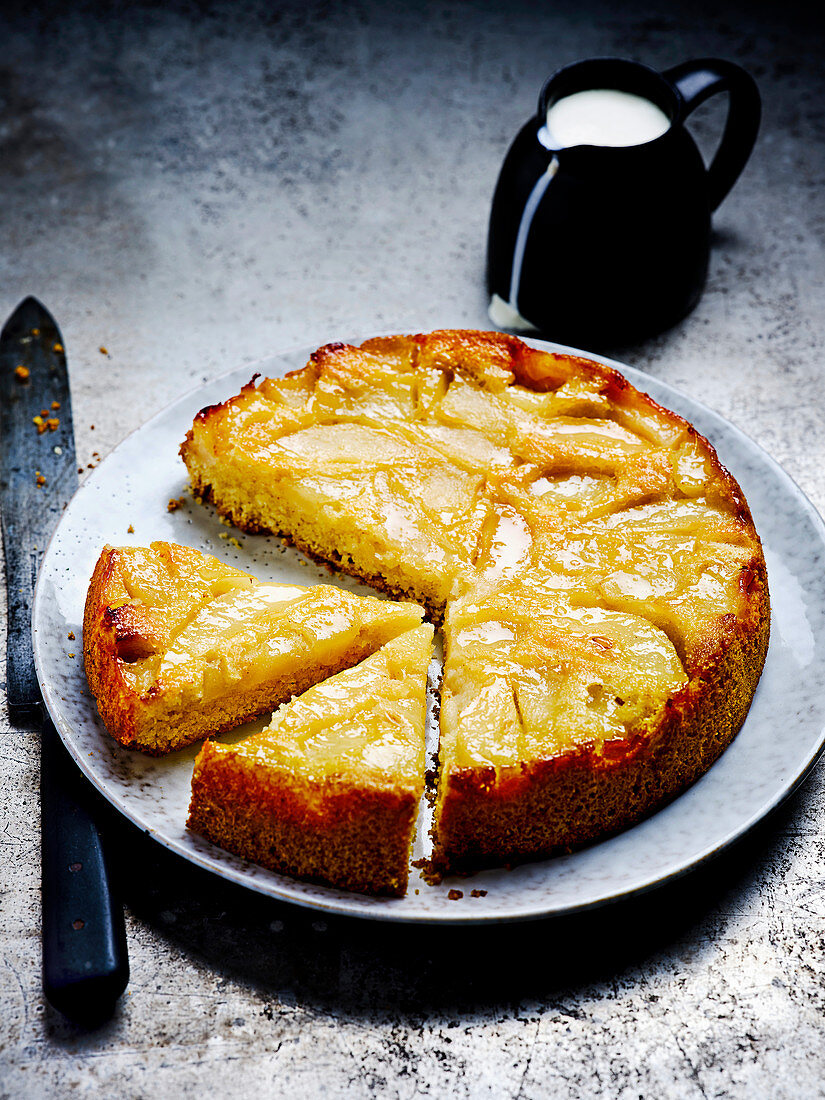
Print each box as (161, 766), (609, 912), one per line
(187, 623), (434, 896)
(83, 541), (424, 754)
(433, 584), (689, 872)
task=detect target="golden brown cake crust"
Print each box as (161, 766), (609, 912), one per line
(83, 544), (153, 749)
(188, 741), (419, 897)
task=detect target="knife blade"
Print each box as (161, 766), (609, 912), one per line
(0, 297), (129, 1021)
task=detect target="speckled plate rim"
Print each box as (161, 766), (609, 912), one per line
(32, 334), (825, 925)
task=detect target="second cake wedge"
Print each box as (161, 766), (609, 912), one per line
(83, 541), (424, 754)
(187, 624), (434, 896)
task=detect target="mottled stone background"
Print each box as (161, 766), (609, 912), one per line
(1, 0), (823, 1096)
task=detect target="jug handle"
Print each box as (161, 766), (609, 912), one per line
(664, 58), (761, 212)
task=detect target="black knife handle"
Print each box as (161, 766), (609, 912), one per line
(40, 717), (129, 1022)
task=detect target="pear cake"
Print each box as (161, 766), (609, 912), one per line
(187, 624), (434, 896)
(83, 541), (424, 754)
(180, 329), (769, 879)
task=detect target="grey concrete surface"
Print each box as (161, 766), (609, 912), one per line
(1, 1), (824, 1096)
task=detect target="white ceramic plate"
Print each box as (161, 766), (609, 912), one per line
(33, 339), (825, 924)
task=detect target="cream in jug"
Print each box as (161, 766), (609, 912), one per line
(545, 88), (670, 148)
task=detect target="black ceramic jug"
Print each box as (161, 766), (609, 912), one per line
(486, 57), (761, 348)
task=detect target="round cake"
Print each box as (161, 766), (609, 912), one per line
(179, 329), (770, 878)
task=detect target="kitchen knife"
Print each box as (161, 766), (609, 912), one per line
(0, 297), (129, 1021)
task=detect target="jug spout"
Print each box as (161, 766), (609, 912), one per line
(488, 294), (538, 333)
